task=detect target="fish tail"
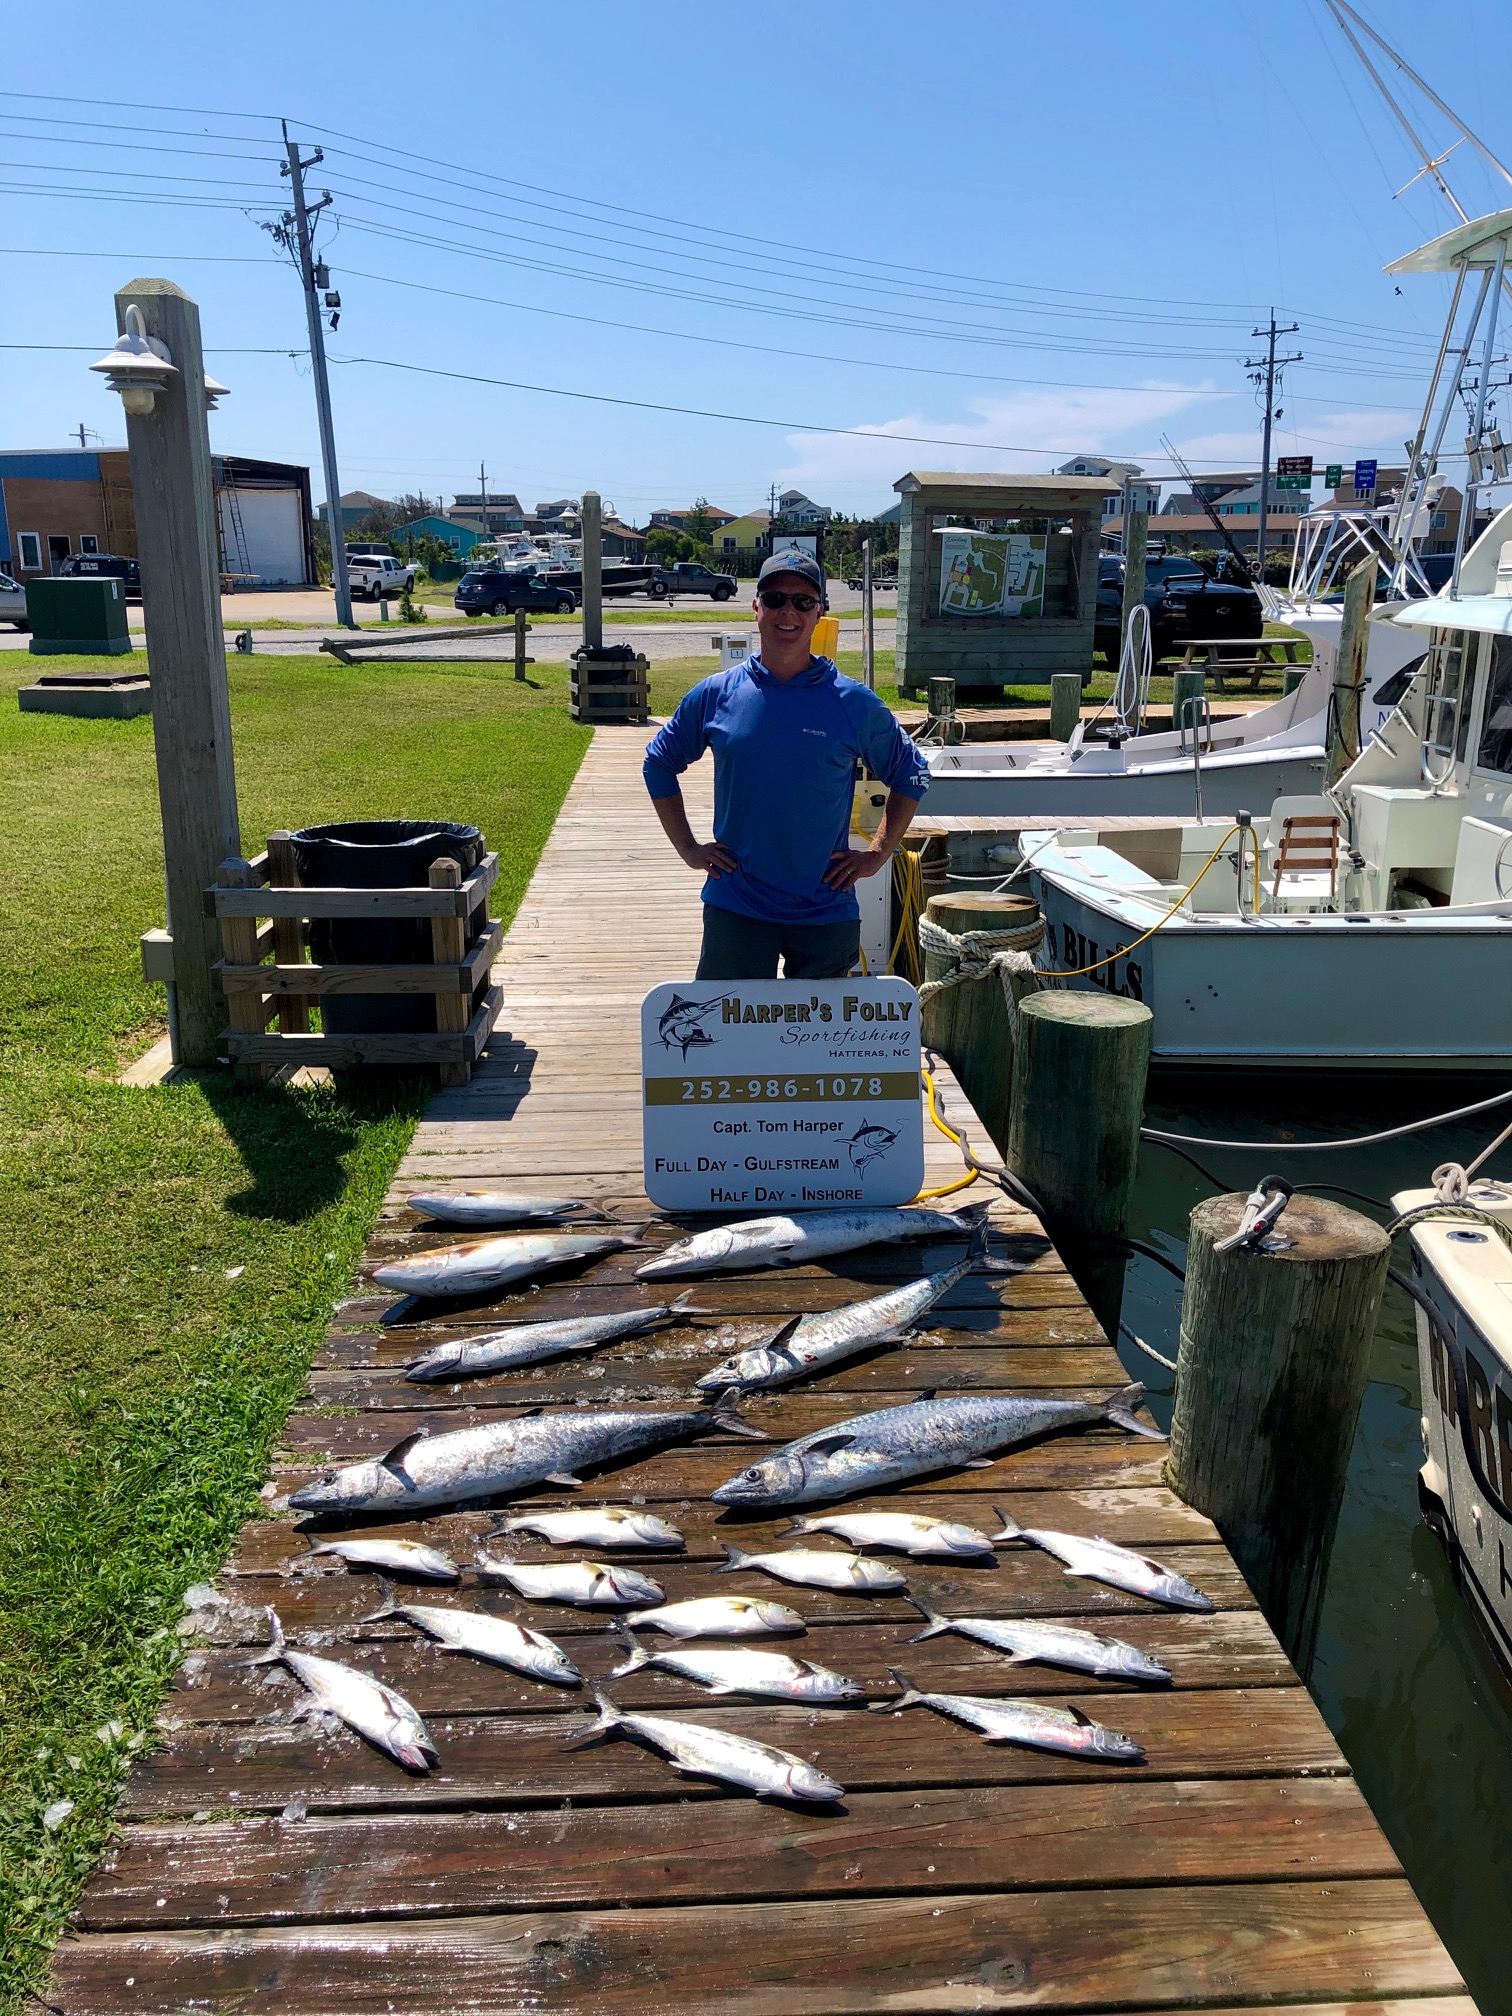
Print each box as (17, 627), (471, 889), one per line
(1105, 1382), (1167, 1442)
(358, 1577), (402, 1625)
(669, 1290), (719, 1316)
(952, 1199), (993, 1227)
(608, 1623), (649, 1677)
(991, 1504), (1025, 1543)
(869, 1666), (925, 1712)
(588, 1684), (623, 1729)
(241, 1606), (286, 1669)
(785, 1517), (815, 1537)
(964, 1217), (992, 1269)
(714, 1544), (751, 1574)
(902, 1592), (949, 1641)
(708, 1394), (770, 1442)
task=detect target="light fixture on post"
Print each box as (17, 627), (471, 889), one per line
(89, 303), (178, 415)
(203, 373), (230, 412)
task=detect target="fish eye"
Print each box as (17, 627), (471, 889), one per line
(744, 1467), (762, 1480)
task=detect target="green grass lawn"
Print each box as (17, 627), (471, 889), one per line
(0, 649), (592, 2007)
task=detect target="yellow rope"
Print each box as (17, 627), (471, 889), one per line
(888, 844), (925, 981)
(1035, 823), (1242, 980)
(912, 1065), (985, 1200)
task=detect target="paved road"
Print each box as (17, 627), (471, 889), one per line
(234, 611), (898, 662)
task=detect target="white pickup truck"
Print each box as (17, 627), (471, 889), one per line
(344, 551), (417, 600)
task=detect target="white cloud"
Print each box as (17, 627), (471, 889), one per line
(773, 382), (1228, 511)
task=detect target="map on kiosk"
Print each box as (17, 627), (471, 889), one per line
(640, 979), (925, 1212)
(936, 528), (1047, 618)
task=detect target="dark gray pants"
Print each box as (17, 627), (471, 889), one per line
(696, 905), (861, 980)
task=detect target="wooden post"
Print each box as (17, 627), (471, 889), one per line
(513, 609), (531, 682)
(116, 279), (241, 1067)
(1048, 673), (1081, 741)
(1119, 507), (1148, 660)
(1006, 992), (1152, 1341)
(920, 892), (1041, 1154)
(1172, 668), (1205, 736)
(580, 489), (602, 652)
(266, 831), (310, 1035)
(429, 857), (469, 1089)
(1168, 1192), (1390, 1669)
(926, 675), (956, 722)
(1328, 553), (1375, 782)
(216, 857), (270, 1088)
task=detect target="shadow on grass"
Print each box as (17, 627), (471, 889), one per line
(200, 1070), (433, 1224)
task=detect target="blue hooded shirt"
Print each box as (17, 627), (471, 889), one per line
(642, 654), (930, 925)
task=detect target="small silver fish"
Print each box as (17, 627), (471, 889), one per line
(992, 1507), (1214, 1613)
(637, 1203), (990, 1281)
(373, 1230), (640, 1301)
(498, 1508), (685, 1551)
(904, 1592), (1171, 1684)
(624, 1594), (806, 1638)
(787, 1513), (994, 1559)
(304, 1536), (459, 1581)
(715, 1544), (906, 1594)
(362, 1581), (580, 1686)
(406, 1192), (606, 1228)
(289, 1395), (763, 1516)
(575, 1686), (843, 1801)
(245, 1609), (437, 1771)
(406, 1291), (712, 1383)
(610, 1635), (862, 1703)
(712, 1384), (1163, 1508)
(874, 1667), (1144, 1762)
(475, 1556), (665, 1607)
(695, 1223), (996, 1394)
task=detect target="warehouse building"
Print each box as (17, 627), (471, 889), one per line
(0, 448), (316, 587)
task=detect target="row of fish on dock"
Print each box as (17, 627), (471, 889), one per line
(246, 1189), (1212, 1804)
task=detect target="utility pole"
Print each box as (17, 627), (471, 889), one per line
(479, 461), (489, 545)
(1245, 311), (1302, 584)
(280, 122), (354, 629)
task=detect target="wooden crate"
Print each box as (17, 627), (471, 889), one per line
(208, 832), (503, 1087)
(569, 651), (649, 724)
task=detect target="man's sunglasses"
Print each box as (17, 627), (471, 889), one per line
(757, 590), (821, 612)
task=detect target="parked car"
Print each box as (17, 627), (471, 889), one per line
(654, 561), (738, 600)
(455, 567), (579, 617)
(843, 567), (897, 591)
(0, 571), (28, 630)
(345, 551), (416, 600)
(1094, 555), (1262, 662)
(58, 551), (141, 597)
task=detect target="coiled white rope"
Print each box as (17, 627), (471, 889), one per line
(1112, 600), (1153, 737)
(916, 913), (1045, 1032)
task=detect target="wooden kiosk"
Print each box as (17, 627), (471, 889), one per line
(893, 470), (1116, 698)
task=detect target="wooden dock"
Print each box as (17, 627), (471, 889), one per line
(53, 731), (1469, 2013)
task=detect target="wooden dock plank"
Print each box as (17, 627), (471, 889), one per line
(50, 1884), (1464, 2014)
(53, 727), (1466, 2013)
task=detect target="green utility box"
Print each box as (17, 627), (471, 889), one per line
(26, 576), (134, 656)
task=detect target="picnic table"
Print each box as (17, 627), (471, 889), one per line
(1174, 635), (1307, 693)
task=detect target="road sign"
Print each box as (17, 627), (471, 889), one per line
(1353, 458), (1378, 499)
(1325, 464), (1343, 489)
(641, 979), (924, 1212)
(1275, 454), (1313, 492)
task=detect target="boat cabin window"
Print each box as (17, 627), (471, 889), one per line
(1370, 652), (1426, 711)
(1475, 635), (1512, 776)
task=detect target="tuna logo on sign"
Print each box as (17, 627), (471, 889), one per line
(657, 994), (728, 1060)
(848, 1117), (898, 1174)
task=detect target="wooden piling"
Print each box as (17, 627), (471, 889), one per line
(1168, 1191), (1389, 1670)
(1048, 673), (1082, 741)
(919, 892), (1040, 1153)
(1172, 668), (1205, 736)
(266, 831), (311, 1036)
(1006, 991), (1151, 1340)
(1328, 553), (1375, 781)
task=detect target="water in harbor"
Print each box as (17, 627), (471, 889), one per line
(1117, 1074), (1512, 2015)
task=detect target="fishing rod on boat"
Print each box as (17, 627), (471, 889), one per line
(1157, 434), (1253, 585)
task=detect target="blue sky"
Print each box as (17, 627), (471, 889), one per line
(6, 0), (1511, 521)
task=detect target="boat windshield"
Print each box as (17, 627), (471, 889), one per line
(1476, 635), (1512, 775)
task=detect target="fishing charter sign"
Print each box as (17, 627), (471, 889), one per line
(641, 979), (924, 1211)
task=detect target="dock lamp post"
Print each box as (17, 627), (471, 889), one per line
(90, 280), (243, 1069)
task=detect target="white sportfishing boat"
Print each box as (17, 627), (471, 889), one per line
(1018, 209), (1512, 1071)
(1395, 1172), (1512, 1676)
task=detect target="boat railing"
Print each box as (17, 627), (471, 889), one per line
(1419, 631), (1471, 787)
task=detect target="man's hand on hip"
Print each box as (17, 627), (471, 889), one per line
(823, 845), (889, 892)
(683, 839), (737, 877)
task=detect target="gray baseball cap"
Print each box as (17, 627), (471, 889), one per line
(757, 547), (826, 599)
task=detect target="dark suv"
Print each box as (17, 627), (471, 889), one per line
(1095, 555), (1261, 662)
(455, 567), (579, 617)
(58, 551), (142, 597)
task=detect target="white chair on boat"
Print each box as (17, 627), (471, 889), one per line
(1265, 797), (1343, 910)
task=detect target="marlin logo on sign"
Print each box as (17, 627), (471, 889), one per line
(848, 1117), (898, 1174)
(657, 993), (728, 1060)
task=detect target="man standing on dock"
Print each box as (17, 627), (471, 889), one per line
(643, 548), (929, 980)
